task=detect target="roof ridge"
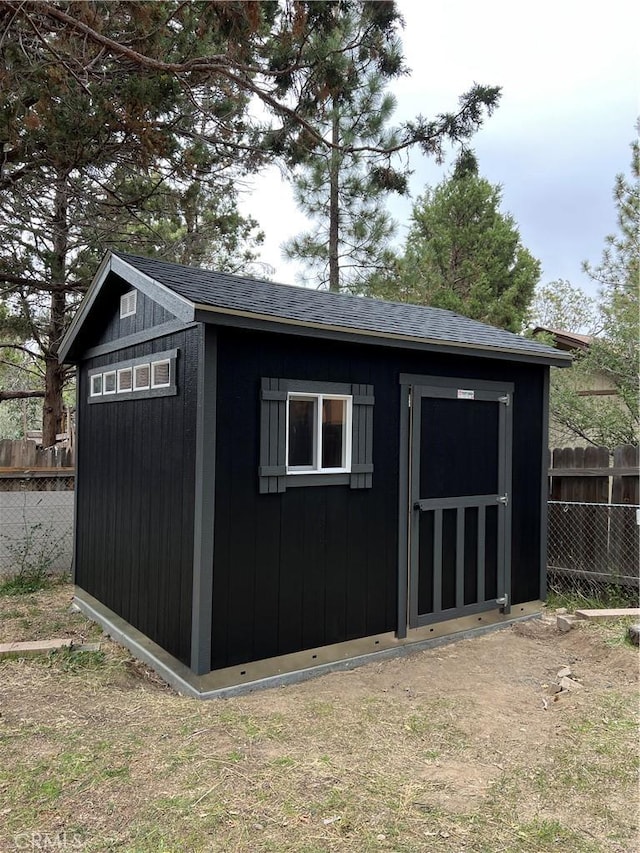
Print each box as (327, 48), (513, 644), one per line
(113, 251), (512, 330)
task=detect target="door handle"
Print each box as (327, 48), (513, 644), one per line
(413, 501), (423, 511)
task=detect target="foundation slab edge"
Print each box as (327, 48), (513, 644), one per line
(73, 588), (543, 700)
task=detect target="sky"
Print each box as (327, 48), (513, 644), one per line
(239, 0), (639, 299)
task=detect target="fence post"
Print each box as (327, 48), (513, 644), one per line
(610, 445), (639, 581)
(582, 446), (610, 573)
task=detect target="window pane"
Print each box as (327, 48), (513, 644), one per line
(288, 398), (315, 467)
(103, 372), (116, 393)
(322, 398), (345, 469)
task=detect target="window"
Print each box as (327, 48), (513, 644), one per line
(103, 371), (117, 395)
(88, 349), (178, 404)
(151, 359), (171, 388)
(133, 364), (150, 391)
(259, 378), (374, 493)
(90, 374), (103, 397)
(287, 393), (351, 473)
(120, 290), (137, 318)
(117, 367), (133, 393)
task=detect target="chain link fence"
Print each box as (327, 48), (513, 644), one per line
(548, 500), (640, 601)
(0, 473), (74, 579)
(1, 477), (637, 603)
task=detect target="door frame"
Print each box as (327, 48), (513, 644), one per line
(397, 374), (514, 638)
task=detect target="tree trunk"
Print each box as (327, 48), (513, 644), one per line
(328, 101), (340, 292)
(42, 173), (69, 448)
(42, 354), (65, 446)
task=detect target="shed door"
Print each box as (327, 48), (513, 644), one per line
(409, 381), (512, 628)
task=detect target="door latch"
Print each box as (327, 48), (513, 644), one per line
(497, 494), (508, 506)
(496, 594), (509, 613)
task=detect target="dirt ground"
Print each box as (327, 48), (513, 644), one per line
(0, 584), (638, 853)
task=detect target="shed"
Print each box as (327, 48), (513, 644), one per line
(60, 252), (570, 697)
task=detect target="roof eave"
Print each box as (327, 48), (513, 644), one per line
(192, 303), (572, 367)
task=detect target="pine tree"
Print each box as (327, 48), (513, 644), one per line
(284, 69), (406, 291)
(282, 3), (407, 292)
(0, 1), (501, 441)
(282, 5), (501, 292)
(366, 152), (540, 333)
(0, 1), (261, 445)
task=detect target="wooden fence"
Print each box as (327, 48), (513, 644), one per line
(548, 444), (638, 505)
(0, 439), (74, 469)
(548, 445), (639, 587)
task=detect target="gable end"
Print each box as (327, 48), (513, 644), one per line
(59, 254), (195, 363)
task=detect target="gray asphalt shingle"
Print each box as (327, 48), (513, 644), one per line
(114, 252), (566, 362)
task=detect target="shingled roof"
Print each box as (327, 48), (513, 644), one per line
(60, 251), (571, 366)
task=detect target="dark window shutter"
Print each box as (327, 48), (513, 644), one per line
(350, 384), (374, 489)
(259, 378), (287, 493)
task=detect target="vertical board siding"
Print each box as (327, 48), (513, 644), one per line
(93, 279), (173, 347)
(70, 273), (175, 357)
(75, 327), (198, 665)
(212, 327), (547, 671)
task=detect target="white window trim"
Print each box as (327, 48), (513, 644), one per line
(133, 363), (151, 391)
(120, 289), (137, 318)
(87, 349), (178, 404)
(102, 370), (117, 395)
(151, 359), (171, 388)
(286, 392), (352, 475)
(90, 374), (102, 397)
(117, 367), (133, 393)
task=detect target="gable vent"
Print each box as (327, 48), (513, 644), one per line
(120, 289), (137, 318)
(151, 359), (170, 388)
(103, 371), (117, 394)
(134, 364), (150, 390)
(117, 367), (133, 392)
(90, 374), (103, 396)
(88, 348), (177, 404)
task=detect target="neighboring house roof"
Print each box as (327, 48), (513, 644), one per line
(532, 326), (593, 352)
(60, 252), (571, 366)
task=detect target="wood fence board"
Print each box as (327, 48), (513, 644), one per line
(548, 445), (639, 584)
(548, 468), (637, 477)
(612, 446), (639, 504)
(0, 439), (73, 468)
(611, 446), (639, 576)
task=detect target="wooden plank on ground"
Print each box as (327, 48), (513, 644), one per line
(0, 638), (73, 658)
(574, 608), (640, 620)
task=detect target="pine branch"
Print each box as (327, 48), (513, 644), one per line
(0, 343), (40, 358)
(4, 2), (499, 159)
(0, 389), (45, 402)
